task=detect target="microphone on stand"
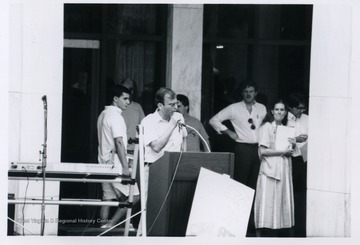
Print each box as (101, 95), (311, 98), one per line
(177, 121), (187, 129)
(42, 95), (47, 109)
(40, 95), (48, 164)
(40, 95), (48, 236)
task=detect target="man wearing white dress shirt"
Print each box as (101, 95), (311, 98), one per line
(209, 82), (267, 189)
(287, 92), (309, 237)
(136, 87), (187, 234)
(140, 87), (187, 197)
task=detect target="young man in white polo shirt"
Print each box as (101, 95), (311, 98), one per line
(97, 84), (140, 228)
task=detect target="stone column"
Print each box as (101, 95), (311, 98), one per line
(166, 4), (203, 120)
(307, 4), (353, 237)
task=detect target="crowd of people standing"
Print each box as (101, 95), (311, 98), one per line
(96, 79), (308, 237)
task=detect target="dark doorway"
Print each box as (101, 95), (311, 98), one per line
(60, 43), (102, 224)
(201, 4), (312, 124)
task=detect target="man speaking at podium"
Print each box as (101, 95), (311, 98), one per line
(141, 87), (187, 194)
(97, 84), (140, 228)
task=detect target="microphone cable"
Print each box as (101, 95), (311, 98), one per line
(182, 124), (211, 153)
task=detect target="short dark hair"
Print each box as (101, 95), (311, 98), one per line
(176, 94), (190, 113)
(241, 81), (258, 92)
(287, 92), (306, 108)
(120, 78), (136, 94)
(154, 87), (176, 105)
(108, 84), (131, 104)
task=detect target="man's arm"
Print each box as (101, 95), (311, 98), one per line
(259, 145), (294, 157)
(114, 136), (130, 175)
(149, 118), (178, 153)
(209, 105), (237, 140)
(295, 134), (308, 143)
(220, 129), (238, 141)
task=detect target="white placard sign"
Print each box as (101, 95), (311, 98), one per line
(186, 168), (254, 237)
(275, 125), (296, 150)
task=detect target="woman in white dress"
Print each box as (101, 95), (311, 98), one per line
(254, 99), (295, 237)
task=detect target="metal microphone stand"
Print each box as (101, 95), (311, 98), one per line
(40, 95), (47, 236)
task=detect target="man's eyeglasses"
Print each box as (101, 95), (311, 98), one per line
(167, 102), (178, 108)
(248, 118), (256, 130)
(294, 106), (307, 112)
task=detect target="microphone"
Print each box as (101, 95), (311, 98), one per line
(42, 95), (47, 110)
(177, 121), (187, 128)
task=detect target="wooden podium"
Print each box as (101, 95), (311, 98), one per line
(146, 151), (234, 236)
